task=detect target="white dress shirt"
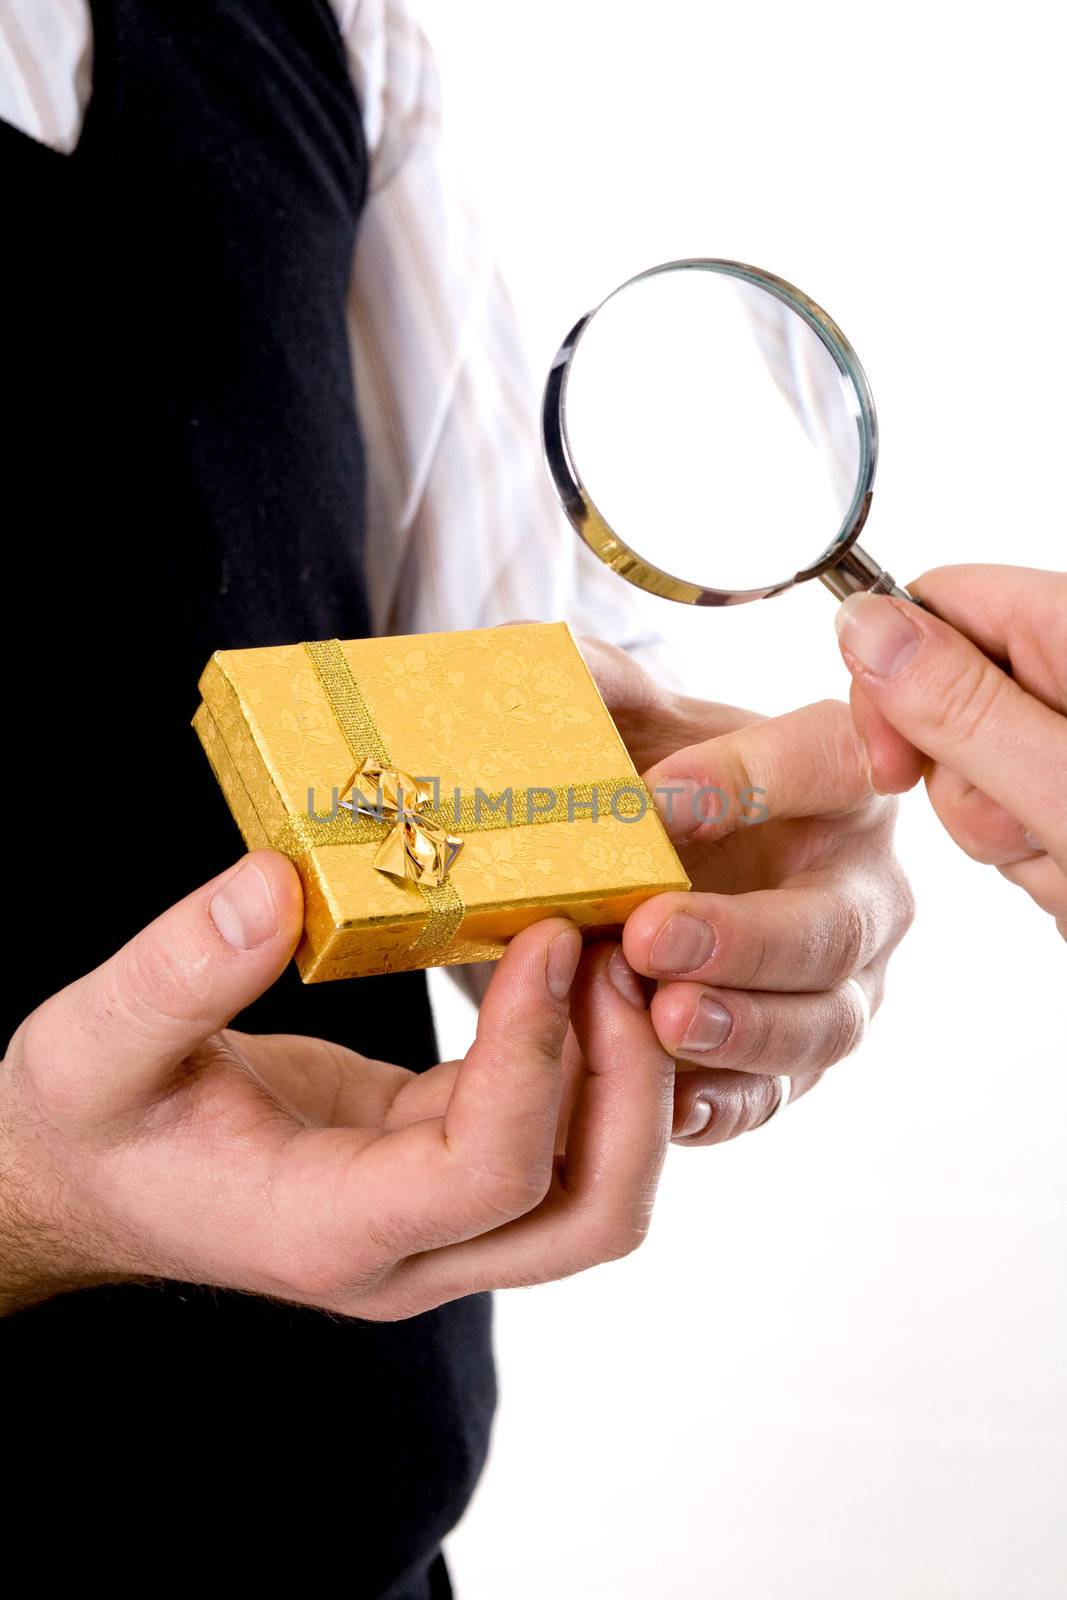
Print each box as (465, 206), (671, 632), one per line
(0, 0), (665, 661)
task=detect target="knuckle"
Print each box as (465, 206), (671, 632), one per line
(105, 936), (210, 1044)
(717, 742), (757, 823)
(929, 780), (1025, 866)
(963, 835), (1013, 867)
(823, 698), (875, 792)
(934, 655), (1006, 745)
(578, 637), (656, 717)
(335, 1286), (437, 1323)
(734, 1000), (775, 1068)
(7, 1001), (92, 1123)
(705, 1088), (746, 1142)
(466, 1158), (553, 1224)
(826, 892), (873, 983)
(579, 635), (627, 673)
(582, 1204), (654, 1265)
(285, 1247), (387, 1305)
(361, 1209), (439, 1261)
(287, 1261), (346, 1303)
(811, 696), (854, 746)
(855, 857), (915, 963)
(731, 922), (772, 989)
(820, 989), (864, 1068)
(524, 1007), (570, 1068)
(483, 1006), (568, 1082)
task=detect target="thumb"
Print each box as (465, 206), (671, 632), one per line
(16, 852), (303, 1122)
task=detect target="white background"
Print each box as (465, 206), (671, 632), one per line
(417, 4), (1067, 1595)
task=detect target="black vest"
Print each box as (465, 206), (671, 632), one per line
(1, 4), (492, 1593)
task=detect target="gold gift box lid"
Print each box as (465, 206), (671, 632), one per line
(193, 622), (689, 981)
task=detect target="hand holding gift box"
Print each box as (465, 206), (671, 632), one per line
(0, 635), (912, 1332)
(194, 622), (910, 1136)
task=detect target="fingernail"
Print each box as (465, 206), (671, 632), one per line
(834, 593), (921, 679)
(209, 859), (279, 951)
(1024, 832), (1046, 855)
(650, 913), (716, 974)
(675, 1097), (713, 1139)
(607, 947), (646, 1009)
(680, 994), (733, 1054)
(546, 927), (582, 999)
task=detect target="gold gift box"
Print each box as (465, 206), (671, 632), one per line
(193, 622), (689, 981)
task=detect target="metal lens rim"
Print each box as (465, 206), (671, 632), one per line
(542, 257), (879, 607)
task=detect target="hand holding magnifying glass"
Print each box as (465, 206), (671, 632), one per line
(542, 261), (1066, 939)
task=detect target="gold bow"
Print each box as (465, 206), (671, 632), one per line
(341, 759), (463, 888)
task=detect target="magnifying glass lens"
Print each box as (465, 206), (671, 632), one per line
(561, 268), (866, 595)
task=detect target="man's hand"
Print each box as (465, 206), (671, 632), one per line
(835, 566), (1067, 941)
(583, 641), (914, 1144)
(0, 853), (673, 1319)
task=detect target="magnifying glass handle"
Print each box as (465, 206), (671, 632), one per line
(819, 542), (920, 607)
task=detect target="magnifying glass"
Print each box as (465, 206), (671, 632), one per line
(542, 258), (914, 608)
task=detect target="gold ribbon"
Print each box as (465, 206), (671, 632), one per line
(268, 639), (648, 955)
